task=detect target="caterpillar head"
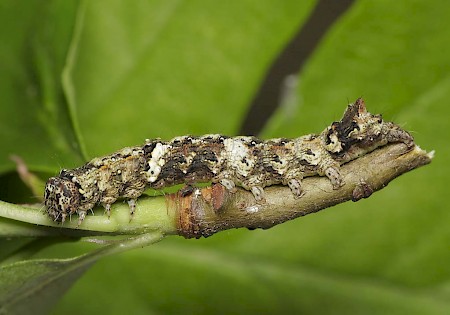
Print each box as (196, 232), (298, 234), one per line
(44, 175), (81, 223)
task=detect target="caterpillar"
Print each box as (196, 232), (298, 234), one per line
(44, 98), (414, 225)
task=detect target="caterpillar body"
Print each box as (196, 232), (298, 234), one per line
(44, 99), (414, 225)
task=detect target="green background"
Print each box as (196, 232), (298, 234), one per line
(0, 0), (449, 314)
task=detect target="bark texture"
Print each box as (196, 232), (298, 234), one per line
(172, 144), (433, 238)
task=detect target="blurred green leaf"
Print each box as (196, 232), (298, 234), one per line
(61, 0), (316, 159)
(0, 232), (162, 315)
(0, 0), (449, 314)
(0, 0), (83, 173)
(51, 243), (448, 315)
(0, 258), (90, 315)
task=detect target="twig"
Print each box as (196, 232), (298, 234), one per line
(172, 144), (433, 238)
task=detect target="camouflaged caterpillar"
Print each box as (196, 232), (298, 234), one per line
(44, 98), (414, 225)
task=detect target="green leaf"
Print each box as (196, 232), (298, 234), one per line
(51, 243), (448, 315)
(0, 0), (83, 173)
(61, 0), (315, 159)
(0, 232), (162, 315)
(0, 259), (90, 315)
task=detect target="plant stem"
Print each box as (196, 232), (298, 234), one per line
(173, 144), (433, 238)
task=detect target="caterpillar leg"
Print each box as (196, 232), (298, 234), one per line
(315, 150), (344, 189)
(287, 178), (305, 198)
(101, 195), (117, 219)
(77, 210), (87, 227)
(104, 203), (112, 218)
(128, 199), (137, 219)
(283, 169), (305, 198)
(219, 176), (266, 203)
(57, 212), (68, 224)
(240, 177), (266, 203)
(324, 165), (344, 189)
(219, 178), (237, 192)
(250, 186), (266, 203)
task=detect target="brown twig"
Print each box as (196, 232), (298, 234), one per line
(170, 144), (433, 238)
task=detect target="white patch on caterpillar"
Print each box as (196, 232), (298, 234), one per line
(325, 130), (343, 153)
(146, 142), (170, 182)
(223, 137), (255, 177)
